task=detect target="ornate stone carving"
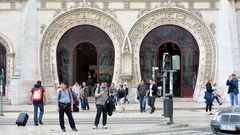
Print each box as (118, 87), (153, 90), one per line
(138, 1), (185, 18)
(129, 7), (217, 98)
(53, 10), (61, 18)
(40, 7), (125, 87)
(209, 23), (216, 34)
(40, 24), (46, 34)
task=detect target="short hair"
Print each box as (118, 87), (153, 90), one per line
(60, 81), (67, 85)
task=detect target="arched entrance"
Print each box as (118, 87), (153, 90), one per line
(129, 7), (217, 101)
(0, 43), (6, 96)
(40, 8), (125, 96)
(140, 25), (199, 97)
(57, 25), (115, 86)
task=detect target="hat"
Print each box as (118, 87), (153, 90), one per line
(36, 80), (41, 86)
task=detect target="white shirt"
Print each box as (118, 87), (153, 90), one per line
(150, 84), (153, 97)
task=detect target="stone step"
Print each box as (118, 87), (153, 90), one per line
(2, 97), (10, 105)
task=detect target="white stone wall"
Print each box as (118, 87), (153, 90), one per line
(0, 0), (239, 104)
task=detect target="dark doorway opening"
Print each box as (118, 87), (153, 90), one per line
(158, 42), (181, 96)
(140, 25), (199, 97)
(57, 25), (115, 86)
(74, 42), (97, 83)
(0, 44), (6, 96)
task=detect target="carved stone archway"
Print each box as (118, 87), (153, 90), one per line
(0, 33), (15, 98)
(129, 7), (217, 101)
(40, 7), (125, 99)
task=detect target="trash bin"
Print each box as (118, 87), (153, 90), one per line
(163, 94), (173, 118)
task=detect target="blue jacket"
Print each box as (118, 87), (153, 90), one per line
(204, 91), (213, 104)
(226, 79), (239, 94)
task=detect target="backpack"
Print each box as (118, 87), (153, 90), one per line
(32, 87), (43, 102)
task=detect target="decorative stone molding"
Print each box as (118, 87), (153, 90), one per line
(40, 24), (46, 34)
(53, 9), (61, 18)
(138, 1), (186, 18)
(209, 23), (216, 34)
(40, 7), (125, 87)
(129, 7), (217, 100)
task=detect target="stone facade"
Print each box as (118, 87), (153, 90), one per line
(0, 0), (239, 104)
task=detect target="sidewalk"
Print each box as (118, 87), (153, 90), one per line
(2, 97), (228, 113)
(0, 98), (228, 135)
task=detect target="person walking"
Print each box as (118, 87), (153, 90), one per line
(117, 84), (126, 112)
(226, 74), (239, 106)
(93, 81), (109, 129)
(212, 83), (222, 105)
(148, 79), (158, 114)
(109, 82), (117, 112)
(56, 81), (78, 132)
(69, 87), (79, 112)
(29, 80), (46, 126)
(204, 78), (214, 115)
(137, 80), (148, 113)
(82, 82), (90, 110)
(124, 83), (129, 104)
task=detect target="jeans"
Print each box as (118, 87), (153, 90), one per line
(229, 93), (239, 106)
(33, 102), (44, 124)
(149, 96), (156, 112)
(139, 96), (146, 112)
(81, 97), (90, 110)
(58, 103), (76, 129)
(94, 104), (107, 126)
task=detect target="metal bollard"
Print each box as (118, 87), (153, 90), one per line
(163, 93), (173, 125)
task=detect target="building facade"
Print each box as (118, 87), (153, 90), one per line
(0, 0), (239, 104)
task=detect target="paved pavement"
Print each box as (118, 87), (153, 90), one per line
(0, 98), (229, 135)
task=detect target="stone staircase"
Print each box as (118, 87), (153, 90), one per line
(2, 97), (10, 105)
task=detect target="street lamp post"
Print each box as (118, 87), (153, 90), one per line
(0, 69), (4, 116)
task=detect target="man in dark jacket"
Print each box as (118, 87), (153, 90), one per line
(226, 74), (239, 106)
(137, 80), (148, 113)
(148, 79), (158, 114)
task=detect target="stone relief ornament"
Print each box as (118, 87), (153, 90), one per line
(40, 24), (46, 34)
(209, 23), (216, 34)
(138, 1), (185, 18)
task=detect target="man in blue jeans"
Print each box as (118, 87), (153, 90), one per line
(93, 81), (109, 129)
(226, 74), (239, 106)
(137, 80), (148, 113)
(29, 80), (46, 126)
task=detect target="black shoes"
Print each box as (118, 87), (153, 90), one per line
(39, 121), (43, 125)
(72, 128), (78, 132)
(61, 129), (66, 132)
(150, 111), (154, 114)
(34, 123), (38, 126)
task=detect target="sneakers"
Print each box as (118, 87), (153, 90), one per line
(93, 126), (98, 129)
(93, 125), (107, 129)
(72, 128), (78, 132)
(61, 129), (66, 132)
(39, 121), (43, 125)
(103, 125), (108, 129)
(34, 123), (38, 126)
